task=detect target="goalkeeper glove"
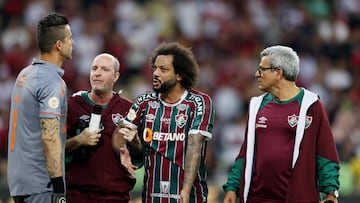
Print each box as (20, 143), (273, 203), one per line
(49, 177), (66, 203)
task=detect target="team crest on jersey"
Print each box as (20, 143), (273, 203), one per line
(149, 101), (160, 108)
(112, 113), (124, 126)
(288, 114), (298, 127)
(305, 116), (313, 128)
(175, 114), (187, 128)
(288, 114), (313, 129)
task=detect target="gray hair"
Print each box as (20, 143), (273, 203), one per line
(94, 53), (120, 72)
(260, 45), (299, 81)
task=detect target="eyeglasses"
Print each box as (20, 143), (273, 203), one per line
(257, 66), (277, 74)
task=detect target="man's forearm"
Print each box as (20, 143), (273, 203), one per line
(128, 133), (142, 157)
(182, 133), (205, 193)
(65, 136), (81, 153)
(112, 124), (127, 153)
(40, 118), (63, 178)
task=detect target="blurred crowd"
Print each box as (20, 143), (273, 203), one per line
(1, 0), (360, 202)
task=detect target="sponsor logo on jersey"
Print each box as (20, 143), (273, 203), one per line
(112, 113), (124, 126)
(48, 96), (59, 109)
(194, 96), (204, 116)
(144, 128), (153, 142)
(146, 114), (156, 122)
(176, 104), (188, 111)
(175, 114), (187, 128)
(161, 117), (171, 124)
(133, 93), (154, 109)
(189, 94), (204, 116)
(80, 114), (90, 122)
(160, 181), (170, 193)
(287, 114), (313, 128)
(258, 116), (267, 123)
(143, 128), (186, 142)
(150, 101), (160, 108)
(256, 116), (268, 128)
(151, 193), (180, 199)
(151, 181), (180, 200)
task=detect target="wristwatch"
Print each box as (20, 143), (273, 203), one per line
(327, 190), (339, 198)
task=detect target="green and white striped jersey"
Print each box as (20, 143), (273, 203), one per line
(130, 90), (215, 203)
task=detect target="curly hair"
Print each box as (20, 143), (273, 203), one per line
(150, 42), (199, 90)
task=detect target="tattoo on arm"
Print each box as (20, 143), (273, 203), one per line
(40, 118), (63, 178)
(183, 133), (206, 193)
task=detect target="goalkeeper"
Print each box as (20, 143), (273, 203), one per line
(7, 13), (73, 203)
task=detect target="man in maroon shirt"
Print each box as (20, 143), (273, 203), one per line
(223, 45), (340, 203)
(65, 53), (136, 203)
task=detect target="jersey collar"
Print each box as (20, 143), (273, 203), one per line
(31, 58), (65, 77)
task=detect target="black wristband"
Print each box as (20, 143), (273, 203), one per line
(50, 177), (65, 193)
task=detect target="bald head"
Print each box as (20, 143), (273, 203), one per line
(93, 53), (120, 73)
